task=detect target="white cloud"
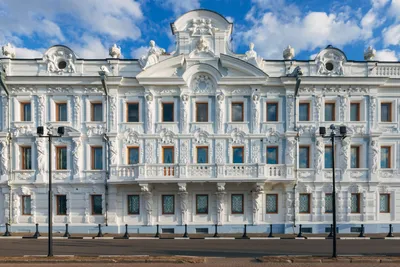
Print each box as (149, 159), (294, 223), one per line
(70, 35), (109, 59)
(383, 24), (400, 46)
(225, 16), (234, 23)
(371, 0), (390, 9)
(309, 53), (318, 60)
(14, 47), (44, 58)
(130, 46), (148, 59)
(375, 49), (398, 61)
(389, 0), (400, 17)
(158, 0), (200, 15)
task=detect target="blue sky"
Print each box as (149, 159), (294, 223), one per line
(0, 0), (399, 61)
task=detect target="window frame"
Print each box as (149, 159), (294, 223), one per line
(379, 193), (390, 213)
(55, 102), (68, 122)
(20, 102), (32, 122)
(231, 102), (244, 122)
(266, 194), (278, 214)
(299, 102), (310, 121)
(21, 195), (31, 215)
(127, 146), (140, 165)
(231, 194), (244, 214)
(350, 102), (361, 122)
(196, 146), (209, 164)
(232, 146), (244, 164)
(91, 102), (103, 122)
(299, 193), (311, 214)
(380, 146), (392, 169)
(195, 194), (209, 214)
(162, 194), (175, 215)
(91, 146), (103, 170)
(351, 193), (361, 213)
(324, 193), (333, 213)
(324, 102), (336, 121)
(350, 145), (360, 169)
(20, 146), (32, 170)
(127, 194), (140, 215)
(381, 102), (392, 122)
(299, 145), (310, 168)
(266, 146), (279, 164)
(195, 102), (209, 122)
(56, 146), (67, 170)
(126, 102), (140, 122)
(91, 194), (103, 215)
(162, 146), (175, 164)
(162, 102), (175, 122)
(266, 102), (279, 122)
(56, 195), (67, 215)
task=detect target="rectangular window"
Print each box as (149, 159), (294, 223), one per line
(127, 147), (139, 164)
(231, 194), (244, 214)
(325, 194), (333, 213)
(299, 146), (310, 168)
(162, 103), (174, 122)
(196, 194), (208, 214)
(91, 195), (103, 215)
(91, 147), (103, 170)
(232, 146), (244, 163)
(350, 103), (360, 121)
(324, 146), (333, 169)
(196, 103), (208, 122)
(91, 103), (103, 122)
(299, 194), (311, 213)
(196, 146), (208, 164)
(56, 146), (67, 170)
(266, 194), (278, 213)
(21, 102), (31, 121)
(266, 146), (278, 164)
(56, 195), (67, 215)
(126, 103), (139, 122)
(350, 146), (360, 168)
(162, 195), (175, 214)
(380, 194), (390, 213)
(266, 103), (278, 122)
(56, 103), (67, 121)
(21, 146), (32, 170)
(127, 195), (140, 215)
(324, 102), (335, 121)
(381, 146), (391, 169)
(231, 102), (244, 122)
(162, 146), (174, 176)
(351, 193), (360, 213)
(299, 103), (310, 121)
(22, 195), (31, 215)
(381, 103), (392, 122)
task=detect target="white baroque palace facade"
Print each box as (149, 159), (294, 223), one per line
(0, 10), (400, 234)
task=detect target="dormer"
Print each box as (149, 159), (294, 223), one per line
(170, 9), (233, 57)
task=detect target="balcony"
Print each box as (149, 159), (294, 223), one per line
(109, 163), (293, 181)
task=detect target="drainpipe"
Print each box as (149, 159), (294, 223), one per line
(0, 70), (12, 225)
(99, 70), (109, 226)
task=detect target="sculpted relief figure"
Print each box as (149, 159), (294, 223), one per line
(315, 139), (324, 174)
(244, 43), (264, 68)
(139, 40), (165, 70)
(46, 54), (58, 73)
(371, 140), (379, 174)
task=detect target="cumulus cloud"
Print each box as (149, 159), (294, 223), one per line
(14, 47), (44, 58)
(157, 0), (200, 15)
(383, 24), (400, 46)
(371, 0), (390, 9)
(130, 46), (149, 59)
(375, 49), (398, 61)
(389, 0), (400, 18)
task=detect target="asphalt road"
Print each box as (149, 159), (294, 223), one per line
(0, 239), (399, 257)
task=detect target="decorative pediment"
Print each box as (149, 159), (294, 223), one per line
(220, 54), (268, 77)
(193, 129), (210, 144)
(43, 45), (77, 75)
(230, 128), (246, 144)
(122, 128), (139, 144)
(315, 45), (346, 76)
(265, 128), (281, 144)
(159, 128), (175, 144)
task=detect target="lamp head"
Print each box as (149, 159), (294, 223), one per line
(339, 126), (347, 135)
(37, 126), (44, 136)
(319, 126), (326, 136)
(57, 126), (65, 136)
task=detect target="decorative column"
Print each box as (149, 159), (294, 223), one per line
(36, 95), (45, 127)
(315, 138), (324, 177)
(108, 139), (118, 166)
(340, 95), (348, 123)
(35, 138), (46, 182)
(216, 93), (225, 134)
(2, 97), (8, 131)
(72, 137), (82, 179)
(180, 94), (189, 134)
(84, 193), (90, 223)
(109, 96), (117, 132)
(178, 183), (188, 225)
(252, 183), (263, 225)
(12, 192), (19, 223)
(0, 139), (9, 182)
(145, 93), (154, 134)
(140, 184), (153, 226)
(3, 188), (10, 224)
(251, 93), (260, 134)
(215, 183), (226, 225)
(370, 139), (379, 181)
(284, 183), (295, 224)
(340, 137), (351, 180)
(73, 95), (81, 129)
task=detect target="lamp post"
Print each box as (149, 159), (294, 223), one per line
(319, 124), (346, 258)
(36, 126), (65, 257)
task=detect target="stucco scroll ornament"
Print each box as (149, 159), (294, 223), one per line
(139, 40), (165, 70)
(370, 140), (379, 174)
(370, 96), (377, 129)
(244, 43), (264, 68)
(0, 140), (8, 175)
(315, 139), (324, 174)
(160, 128), (174, 144)
(140, 185), (153, 226)
(314, 95), (322, 121)
(230, 128), (245, 144)
(73, 95), (81, 126)
(72, 138), (81, 175)
(36, 138), (46, 175)
(193, 129), (209, 144)
(340, 95), (348, 122)
(192, 74), (214, 94)
(109, 96), (117, 128)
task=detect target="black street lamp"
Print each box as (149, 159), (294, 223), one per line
(319, 124), (346, 258)
(36, 126), (65, 257)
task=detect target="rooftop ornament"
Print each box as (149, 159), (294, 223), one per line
(109, 44), (121, 59)
(139, 40), (166, 70)
(283, 45), (295, 60)
(2, 43), (16, 58)
(364, 46), (376, 61)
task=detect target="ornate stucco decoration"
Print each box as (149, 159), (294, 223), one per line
(47, 86), (71, 94)
(283, 45), (295, 60)
(43, 46), (77, 75)
(2, 43), (16, 58)
(193, 129), (209, 144)
(87, 124), (106, 137)
(122, 128), (139, 144)
(159, 128), (175, 144)
(0, 140), (8, 175)
(265, 128), (281, 144)
(315, 46), (346, 76)
(189, 36), (214, 58)
(13, 125), (33, 137)
(139, 40), (166, 70)
(243, 43), (264, 69)
(230, 128), (245, 144)
(109, 44), (121, 59)
(191, 74), (215, 94)
(370, 140), (379, 174)
(10, 86), (36, 94)
(188, 18), (217, 36)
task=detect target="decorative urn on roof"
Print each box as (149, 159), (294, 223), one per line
(364, 46), (376, 61)
(283, 45), (295, 60)
(2, 43), (16, 58)
(109, 44), (121, 59)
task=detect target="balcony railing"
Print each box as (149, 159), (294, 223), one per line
(110, 163), (293, 180)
